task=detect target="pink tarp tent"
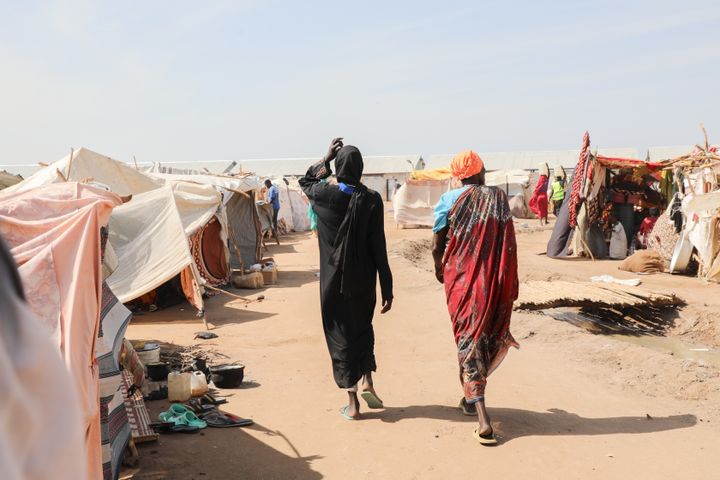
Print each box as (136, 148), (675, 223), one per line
(0, 182), (122, 479)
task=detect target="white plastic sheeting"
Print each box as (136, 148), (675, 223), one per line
(682, 189), (720, 278)
(270, 178), (311, 231)
(107, 186), (195, 303)
(146, 169), (261, 269)
(393, 169), (537, 227)
(146, 170), (261, 196)
(3, 148), (225, 305)
(168, 181), (223, 236)
(1, 148), (161, 197)
(392, 180), (453, 228)
(484, 169), (531, 196)
(485, 170), (534, 219)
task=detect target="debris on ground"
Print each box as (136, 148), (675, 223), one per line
(195, 331), (219, 340)
(590, 275), (641, 287)
(160, 343), (231, 371)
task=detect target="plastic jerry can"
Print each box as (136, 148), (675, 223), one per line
(191, 371), (209, 397)
(168, 371), (192, 402)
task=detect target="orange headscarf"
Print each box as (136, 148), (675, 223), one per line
(450, 150), (484, 180)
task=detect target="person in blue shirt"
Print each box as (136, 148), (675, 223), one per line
(265, 179), (281, 235)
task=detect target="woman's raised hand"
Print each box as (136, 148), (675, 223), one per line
(324, 137), (344, 163)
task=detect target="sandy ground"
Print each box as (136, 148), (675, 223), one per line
(123, 214), (720, 480)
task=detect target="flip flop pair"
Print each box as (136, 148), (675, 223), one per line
(158, 403), (207, 431)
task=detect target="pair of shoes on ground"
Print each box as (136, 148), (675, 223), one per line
(156, 404), (207, 433)
(154, 403), (253, 433)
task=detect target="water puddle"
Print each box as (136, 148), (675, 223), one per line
(543, 306), (720, 368)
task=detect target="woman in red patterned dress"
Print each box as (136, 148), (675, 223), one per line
(432, 150), (519, 445)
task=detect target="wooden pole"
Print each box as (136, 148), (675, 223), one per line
(222, 186), (252, 199)
(701, 123), (709, 152)
(203, 284), (254, 303)
(133, 155), (139, 170)
(228, 232), (245, 273)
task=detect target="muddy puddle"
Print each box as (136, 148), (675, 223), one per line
(542, 306), (720, 368)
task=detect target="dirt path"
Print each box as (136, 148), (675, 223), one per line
(124, 218), (720, 480)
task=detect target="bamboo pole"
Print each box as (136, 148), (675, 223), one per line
(701, 123), (709, 152)
(202, 284), (254, 303)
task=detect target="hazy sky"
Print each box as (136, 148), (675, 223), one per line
(2, 0), (719, 165)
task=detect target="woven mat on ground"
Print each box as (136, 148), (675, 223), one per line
(515, 280), (681, 310)
(122, 371), (159, 443)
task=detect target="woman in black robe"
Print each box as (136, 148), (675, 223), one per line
(299, 138), (394, 420)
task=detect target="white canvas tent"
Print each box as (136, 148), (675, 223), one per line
(392, 168), (536, 227)
(145, 166), (261, 194)
(485, 169), (534, 219)
(107, 185), (202, 305)
(2, 148), (227, 313)
(270, 177), (311, 232)
(146, 166), (263, 267)
(1, 148), (161, 197)
(393, 170), (454, 228)
(677, 163), (720, 282)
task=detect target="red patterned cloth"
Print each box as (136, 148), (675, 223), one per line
(568, 132), (591, 228)
(596, 155), (664, 170)
(189, 216), (230, 287)
(442, 185), (519, 400)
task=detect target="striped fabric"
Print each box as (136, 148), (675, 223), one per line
(121, 370), (159, 443)
(97, 283), (132, 480)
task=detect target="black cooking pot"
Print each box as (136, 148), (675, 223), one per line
(146, 362), (170, 381)
(209, 364), (245, 388)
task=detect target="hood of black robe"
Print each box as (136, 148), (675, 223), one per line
(335, 146), (364, 185)
(329, 146), (375, 298)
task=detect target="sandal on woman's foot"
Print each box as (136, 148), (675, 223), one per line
(472, 426), (498, 446)
(339, 405), (359, 421)
(459, 398), (475, 416)
(360, 390), (384, 409)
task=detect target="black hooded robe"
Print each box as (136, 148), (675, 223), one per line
(299, 146), (393, 389)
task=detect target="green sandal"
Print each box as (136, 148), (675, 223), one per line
(360, 390), (384, 409)
(158, 404), (207, 429)
(178, 411), (207, 429)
